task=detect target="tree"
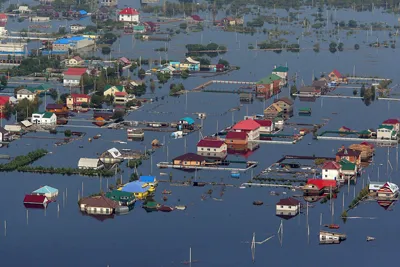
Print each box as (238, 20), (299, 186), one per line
(179, 23), (187, 29)
(138, 68), (146, 79)
(329, 42), (337, 53)
(60, 93), (69, 104)
(181, 70), (189, 79)
(64, 130), (72, 137)
(218, 59), (230, 67)
(353, 89), (357, 95)
(129, 64), (137, 73)
(354, 44), (360, 50)
(360, 84), (365, 97)
(290, 84), (298, 95)
(101, 46), (111, 55)
(348, 20), (357, 28)
(338, 43), (344, 51)
(0, 76), (7, 87)
(91, 94), (103, 108)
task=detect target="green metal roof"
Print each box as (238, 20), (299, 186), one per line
(257, 74), (282, 84)
(358, 130), (372, 135)
(339, 159), (356, 171)
(26, 87), (37, 93)
(379, 124), (394, 130)
(134, 25), (145, 30)
(36, 84), (52, 91)
(273, 66), (289, 72)
(105, 190), (134, 201)
(299, 107), (311, 111)
(39, 111), (54, 118)
(105, 85), (124, 92)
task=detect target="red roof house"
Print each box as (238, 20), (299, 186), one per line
(23, 194), (48, 205)
(276, 197), (300, 206)
(114, 92), (127, 97)
(197, 138), (225, 148)
(360, 142), (374, 150)
(303, 179), (338, 195)
(197, 138), (227, 159)
(0, 96), (10, 110)
(336, 148), (361, 165)
(119, 7), (139, 15)
(119, 57), (131, 65)
(119, 7), (139, 22)
(383, 119), (400, 131)
(63, 68), (87, 76)
(329, 69), (344, 82)
(0, 13), (7, 22)
(190, 15), (203, 22)
(226, 131), (247, 140)
(322, 161), (341, 170)
(232, 120), (260, 140)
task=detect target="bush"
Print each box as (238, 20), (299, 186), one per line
(64, 130), (72, 137)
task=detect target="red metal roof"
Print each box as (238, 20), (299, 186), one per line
(306, 179), (337, 189)
(232, 120), (260, 131)
(0, 13), (7, 20)
(114, 92), (127, 97)
(173, 153), (205, 162)
(71, 93), (90, 99)
(197, 138), (225, 148)
(341, 126), (351, 131)
(63, 68), (87, 76)
(23, 194), (47, 204)
(191, 15), (203, 21)
(119, 7), (139, 15)
(0, 96), (9, 105)
(322, 161), (341, 170)
(331, 69), (342, 78)
(383, 119), (400, 125)
(254, 119), (272, 127)
(226, 131), (247, 140)
(276, 197), (300, 206)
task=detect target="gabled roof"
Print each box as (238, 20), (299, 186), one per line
(299, 86), (316, 92)
(340, 126), (351, 131)
(119, 7), (139, 15)
(33, 185), (58, 194)
(264, 103), (283, 113)
(119, 57), (131, 64)
(360, 142), (374, 149)
(0, 126), (8, 134)
(276, 197), (300, 206)
(232, 120), (260, 131)
(78, 158), (101, 168)
(254, 119), (272, 127)
(0, 13), (7, 20)
(73, 55), (83, 62)
(322, 161), (341, 170)
(378, 182), (399, 194)
(107, 148), (122, 158)
(173, 153), (205, 162)
(46, 103), (65, 110)
(104, 85), (124, 92)
(70, 93), (90, 99)
(197, 138), (225, 148)
(185, 57), (200, 64)
(114, 92), (127, 97)
(36, 111), (55, 118)
(80, 195), (118, 208)
(306, 179), (337, 189)
(190, 15), (203, 21)
(226, 131), (247, 140)
(139, 176), (156, 183)
(274, 97), (293, 106)
(378, 124), (394, 130)
(180, 117), (195, 125)
(273, 66), (289, 72)
(63, 68), (87, 76)
(23, 194), (47, 204)
(336, 148), (360, 157)
(382, 119), (400, 125)
(120, 181), (150, 193)
(339, 159), (356, 171)
(105, 190), (134, 200)
(17, 88), (34, 95)
(0, 96), (9, 105)
(257, 74), (282, 84)
(331, 69), (342, 78)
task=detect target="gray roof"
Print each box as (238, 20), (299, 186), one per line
(17, 89), (34, 95)
(299, 86), (316, 93)
(78, 158), (101, 168)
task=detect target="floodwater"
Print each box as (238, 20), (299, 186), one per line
(0, 2), (400, 266)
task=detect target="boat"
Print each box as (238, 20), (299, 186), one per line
(193, 182), (206, 187)
(253, 201), (263, 206)
(319, 230), (347, 244)
(162, 189), (172, 194)
(324, 224), (340, 229)
(162, 195), (168, 201)
(160, 172), (168, 176)
(93, 134), (101, 139)
(158, 205), (174, 212)
(142, 201), (159, 212)
(270, 191), (280, 196)
(298, 107), (312, 116)
(175, 205), (186, 210)
(212, 198), (223, 201)
(127, 128), (144, 139)
(366, 236), (375, 242)
(239, 184), (246, 189)
(231, 170), (240, 178)
(79, 145), (84, 148)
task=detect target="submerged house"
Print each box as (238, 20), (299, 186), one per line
(263, 103), (283, 119)
(173, 153), (206, 167)
(273, 97), (294, 114)
(302, 179), (338, 195)
(322, 161), (341, 180)
(225, 131), (248, 151)
(23, 194), (48, 207)
(377, 182), (399, 199)
(276, 197), (300, 217)
(336, 147), (361, 166)
(78, 158), (104, 170)
(79, 195), (118, 215)
(139, 176), (158, 186)
(119, 181), (155, 200)
(105, 190), (135, 206)
(32, 185), (58, 198)
(232, 119), (260, 141)
(99, 147), (123, 164)
(197, 138), (227, 159)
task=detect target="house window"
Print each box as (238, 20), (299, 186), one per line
(201, 148), (203, 150)
(280, 205), (283, 208)
(106, 209), (110, 213)
(207, 153), (210, 156)
(207, 148), (210, 151)
(325, 175), (327, 178)
(325, 170), (328, 172)
(288, 206), (291, 209)
(94, 208), (97, 212)
(214, 149), (216, 151)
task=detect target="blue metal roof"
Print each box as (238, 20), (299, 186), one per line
(139, 176), (155, 183)
(33, 185), (58, 194)
(121, 182), (149, 193)
(79, 10), (87, 15)
(180, 117), (194, 125)
(54, 36), (89, 44)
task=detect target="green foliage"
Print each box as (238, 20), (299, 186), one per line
(64, 130), (72, 137)
(0, 76), (7, 87)
(186, 43), (227, 57)
(179, 23), (187, 29)
(157, 72), (171, 84)
(9, 56), (61, 76)
(169, 83), (185, 96)
(181, 69), (189, 79)
(91, 94), (104, 108)
(101, 46), (111, 55)
(353, 89), (358, 95)
(348, 20), (357, 28)
(354, 44), (360, 50)
(99, 32), (118, 45)
(138, 68), (146, 79)
(0, 149), (47, 171)
(338, 42), (344, 51)
(218, 59), (230, 67)
(246, 17), (264, 27)
(127, 159), (142, 168)
(290, 84), (298, 95)
(314, 158), (326, 165)
(9, 98), (41, 122)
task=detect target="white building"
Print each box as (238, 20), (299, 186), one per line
(63, 68), (87, 87)
(232, 119), (261, 141)
(276, 197), (300, 215)
(16, 88), (35, 101)
(322, 161), (341, 180)
(369, 181), (385, 193)
(31, 111), (57, 125)
(272, 66), (289, 80)
(377, 182), (399, 199)
(377, 125), (397, 140)
(197, 138), (227, 159)
(78, 158), (104, 170)
(254, 119), (273, 133)
(114, 92), (129, 104)
(70, 24), (86, 33)
(0, 126), (10, 142)
(119, 7), (139, 23)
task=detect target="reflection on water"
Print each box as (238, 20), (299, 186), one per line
(377, 199), (397, 211)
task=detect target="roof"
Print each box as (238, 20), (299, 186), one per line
(41, 112), (55, 119)
(17, 88), (34, 95)
(180, 117), (195, 125)
(46, 103), (65, 110)
(197, 138), (225, 148)
(80, 195), (118, 209)
(119, 57), (131, 64)
(232, 120), (260, 131)
(360, 142), (374, 149)
(336, 148), (360, 157)
(274, 97), (293, 106)
(264, 103), (283, 113)
(306, 179), (337, 189)
(273, 66), (289, 72)
(276, 197), (300, 206)
(4, 125), (21, 132)
(107, 148), (122, 158)
(63, 68), (87, 76)
(133, 25), (145, 30)
(378, 124), (394, 130)
(173, 153), (205, 162)
(0, 96), (9, 105)
(104, 85), (124, 92)
(36, 84), (53, 91)
(312, 80), (327, 88)
(322, 161), (341, 170)
(119, 7), (139, 15)
(21, 120), (33, 127)
(191, 15), (203, 21)
(378, 182), (399, 194)
(0, 126), (8, 134)
(78, 158), (101, 168)
(331, 69), (342, 78)
(257, 74), (282, 84)
(114, 92), (127, 97)
(382, 119), (400, 125)
(105, 190), (134, 200)
(79, 10), (87, 15)
(299, 86), (316, 92)
(73, 55), (83, 61)
(226, 131), (248, 140)
(0, 13), (7, 20)
(185, 57), (200, 64)
(23, 194), (47, 204)
(33, 185), (58, 194)
(254, 119), (272, 127)
(340, 126), (351, 131)
(139, 176), (156, 183)
(54, 36), (88, 44)
(369, 182), (385, 191)
(70, 93), (90, 99)
(120, 181), (149, 193)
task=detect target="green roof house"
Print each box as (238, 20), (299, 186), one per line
(103, 85), (126, 97)
(105, 190), (136, 206)
(133, 25), (145, 33)
(272, 66), (289, 80)
(339, 159), (357, 178)
(31, 111), (57, 125)
(377, 124), (397, 140)
(257, 74), (282, 84)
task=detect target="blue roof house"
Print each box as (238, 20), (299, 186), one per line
(139, 176), (158, 186)
(169, 61), (181, 70)
(32, 185), (59, 198)
(180, 117), (194, 125)
(79, 10), (88, 16)
(178, 117), (194, 130)
(120, 181), (154, 200)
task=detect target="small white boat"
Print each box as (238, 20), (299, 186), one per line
(366, 236), (375, 242)
(160, 172), (168, 176)
(175, 205), (187, 210)
(282, 192), (287, 195)
(239, 184), (246, 189)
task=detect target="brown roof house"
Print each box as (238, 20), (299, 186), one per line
(79, 194), (118, 216)
(299, 86), (318, 96)
(273, 97), (294, 114)
(276, 197), (301, 219)
(336, 146), (361, 166)
(173, 153), (206, 167)
(263, 103), (283, 119)
(312, 80), (328, 95)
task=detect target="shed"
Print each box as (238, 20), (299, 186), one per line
(4, 125), (22, 133)
(21, 120), (33, 127)
(32, 185), (59, 198)
(78, 158), (104, 169)
(23, 194), (48, 205)
(179, 117), (194, 125)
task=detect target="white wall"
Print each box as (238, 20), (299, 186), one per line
(276, 204), (299, 213)
(119, 14), (139, 22)
(322, 169), (339, 180)
(377, 129), (392, 139)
